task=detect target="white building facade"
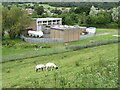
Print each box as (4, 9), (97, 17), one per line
(36, 18), (62, 31)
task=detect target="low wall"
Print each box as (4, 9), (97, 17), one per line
(80, 33), (95, 40)
(20, 35), (64, 43)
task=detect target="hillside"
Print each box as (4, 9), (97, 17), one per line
(2, 43), (118, 88)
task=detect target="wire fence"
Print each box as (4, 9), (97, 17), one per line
(66, 39), (119, 50)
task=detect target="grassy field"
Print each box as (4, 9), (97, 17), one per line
(18, 3), (71, 10)
(2, 43), (118, 88)
(96, 28), (118, 33)
(2, 32), (118, 62)
(2, 39), (65, 62)
(69, 34), (118, 46)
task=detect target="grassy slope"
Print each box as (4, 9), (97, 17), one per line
(69, 34), (118, 45)
(2, 43), (118, 88)
(2, 38), (65, 62)
(2, 32), (118, 62)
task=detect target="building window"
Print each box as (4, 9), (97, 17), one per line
(43, 21), (47, 23)
(38, 21), (42, 23)
(53, 20), (56, 22)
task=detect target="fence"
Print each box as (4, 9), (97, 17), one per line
(66, 39), (120, 50)
(20, 35), (64, 43)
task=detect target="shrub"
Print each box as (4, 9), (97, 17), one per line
(2, 40), (15, 47)
(106, 23), (118, 29)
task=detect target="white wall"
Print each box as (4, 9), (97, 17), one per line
(86, 27), (96, 34)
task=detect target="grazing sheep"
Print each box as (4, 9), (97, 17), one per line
(35, 64), (45, 72)
(46, 63), (58, 71)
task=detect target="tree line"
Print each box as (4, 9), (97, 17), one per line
(2, 2), (119, 10)
(31, 4), (119, 28)
(2, 3), (119, 40)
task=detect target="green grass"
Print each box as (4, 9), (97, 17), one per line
(2, 39), (65, 62)
(96, 28), (118, 33)
(18, 3), (71, 10)
(37, 4), (71, 10)
(69, 34), (118, 46)
(2, 43), (118, 88)
(38, 4), (55, 9)
(2, 33), (118, 62)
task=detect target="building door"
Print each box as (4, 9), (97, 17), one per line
(37, 25), (42, 31)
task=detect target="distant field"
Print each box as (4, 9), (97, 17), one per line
(2, 43), (118, 88)
(18, 3), (71, 10)
(96, 28), (118, 33)
(38, 4), (55, 9)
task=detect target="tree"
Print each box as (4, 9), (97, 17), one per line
(34, 6), (44, 15)
(69, 7), (75, 13)
(74, 5), (90, 15)
(64, 15), (74, 25)
(89, 6), (98, 16)
(2, 5), (31, 39)
(54, 8), (62, 15)
(32, 10), (39, 18)
(111, 6), (119, 22)
(87, 11), (112, 27)
(2, 6), (10, 38)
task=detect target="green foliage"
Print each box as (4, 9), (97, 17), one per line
(51, 8), (62, 15)
(47, 2), (118, 9)
(2, 5), (32, 39)
(34, 5), (44, 15)
(2, 40), (15, 47)
(2, 6), (8, 37)
(74, 5), (90, 15)
(2, 3), (119, 29)
(111, 6), (119, 22)
(86, 11), (113, 27)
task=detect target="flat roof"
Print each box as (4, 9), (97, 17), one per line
(37, 18), (62, 21)
(51, 25), (86, 30)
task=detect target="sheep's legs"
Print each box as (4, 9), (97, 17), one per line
(46, 67), (48, 71)
(36, 69), (38, 72)
(51, 68), (53, 71)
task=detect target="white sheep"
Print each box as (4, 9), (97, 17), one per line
(46, 63), (58, 71)
(35, 64), (45, 72)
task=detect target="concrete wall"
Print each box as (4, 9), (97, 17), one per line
(50, 29), (64, 39)
(50, 28), (82, 42)
(64, 29), (80, 42)
(20, 35), (63, 43)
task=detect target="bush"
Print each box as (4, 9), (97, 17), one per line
(2, 40), (15, 47)
(106, 23), (118, 28)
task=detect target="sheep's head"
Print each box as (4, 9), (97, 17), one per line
(55, 66), (58, 69)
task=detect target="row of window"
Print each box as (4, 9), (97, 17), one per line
(38, 20), (61, 24)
